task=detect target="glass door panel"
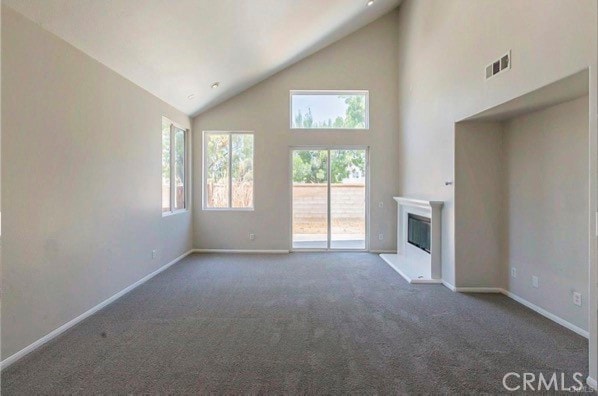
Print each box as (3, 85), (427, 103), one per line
(330, 150), (366, 249)
(292, 150), (329, 249)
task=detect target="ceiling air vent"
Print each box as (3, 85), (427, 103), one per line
(485, 51), (511, 80)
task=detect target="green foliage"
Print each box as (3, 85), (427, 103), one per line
(303, 108), (314, 128)
(174, 129), (185, 184)
(333, 116), (344, 128)
(162, 121), (171, 182)
(206, 133), (253, 183)
(292, 151), (328, 183)
(292, 94), (366, 129)
(341, 95), (366, 128)
(330, 150), (365, 183)
(162, 119), (187, 185)
(294, 110), (303, 129)
(231, 134), (254, 182)
(206, 134), (230, 182)
(292, 150), (365, 183)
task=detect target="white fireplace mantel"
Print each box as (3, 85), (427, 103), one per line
(393, 197), (444, 210)
(380, 197), (443, 283)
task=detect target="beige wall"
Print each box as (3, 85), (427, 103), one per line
(0, 0), (2, 214)
(505, 96), (589, 330)
(192, 11), (400, 252)
(396, 0), (598, 379)
(455, 121), (505, 288)
(1, 7), (193, 359)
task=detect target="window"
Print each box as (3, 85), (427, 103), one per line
(162, 117), (187, 215)
(290, 90), (369, 129)
(203, 132), (254, 210)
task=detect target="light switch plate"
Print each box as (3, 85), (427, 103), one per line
(573, 292), (582, 307)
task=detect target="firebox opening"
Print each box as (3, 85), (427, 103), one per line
(408, 213), (430, 253)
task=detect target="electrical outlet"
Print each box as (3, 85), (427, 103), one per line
(378, 233), (384, 240)
(532, 275), (539, 288)
(378, 201), (384, 208)
(511, 268), (517, 278)
(151, 249), (157, 259)
(573, 292), (582, 307)
(249, 233), (255, 241)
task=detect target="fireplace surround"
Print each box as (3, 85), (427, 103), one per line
(380, 197), (443, 283)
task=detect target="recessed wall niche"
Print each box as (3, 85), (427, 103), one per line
(454, 70), (590, 333)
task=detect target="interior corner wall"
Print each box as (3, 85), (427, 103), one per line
(396, 0), (598, 379)
(592, 36), (598, 383)
(191, 10), (400, 252)
(504, 96), (589, 331)
(454, 121), (505, 288)
(1, 0), (3, 286)
(1, 6), (192, 360)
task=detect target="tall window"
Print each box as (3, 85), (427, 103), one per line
(162, 117), (187, 214)
(203, 132), (254, 210)
(290, 90), (369, 129)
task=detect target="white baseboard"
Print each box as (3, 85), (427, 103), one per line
(587, 376), (597, 390)
(370, 250), (396, 254)
(442, 283), (588, 338)
(0, 250), (193, 370)
(501, 289), (589, 338)
(441, 282), (503, 294)
(193, 249), (289, 254)
(454, 287), (504, 293)
(442, 281), (456, 291)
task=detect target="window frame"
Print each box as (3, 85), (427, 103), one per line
(162, 119), (190, 217)
(289, 90), (370, 130)
(202, 131), (255, 211)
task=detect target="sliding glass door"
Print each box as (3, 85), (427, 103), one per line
(291, 150), (329, 249)
(330, 150), (366, 249)
(291, 148), (367, 250)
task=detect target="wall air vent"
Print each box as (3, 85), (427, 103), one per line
(485, 51), (511, 80)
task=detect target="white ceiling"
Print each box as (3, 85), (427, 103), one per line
(5, 0), (401, 117)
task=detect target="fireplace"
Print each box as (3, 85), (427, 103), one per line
(380, 197), (443, 283)
(408, 213), (431, 253)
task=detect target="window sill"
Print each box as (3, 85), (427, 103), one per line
(290, 127), (369, 131)
(202, 207), (254, 212)
(162, 209), (189, 217)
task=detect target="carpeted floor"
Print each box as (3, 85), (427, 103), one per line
(1, 253), (589, 394)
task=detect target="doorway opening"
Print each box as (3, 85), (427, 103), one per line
(291, 148), (368, 251)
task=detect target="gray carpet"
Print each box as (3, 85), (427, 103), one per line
(1, 253), (589, 394)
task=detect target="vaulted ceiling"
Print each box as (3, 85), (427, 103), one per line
(4, 0), (401, 116)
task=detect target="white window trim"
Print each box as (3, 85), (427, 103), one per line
(162, 120), (190, 217)
(289, 90), (370, 130)
(202, 131), (255, 211)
